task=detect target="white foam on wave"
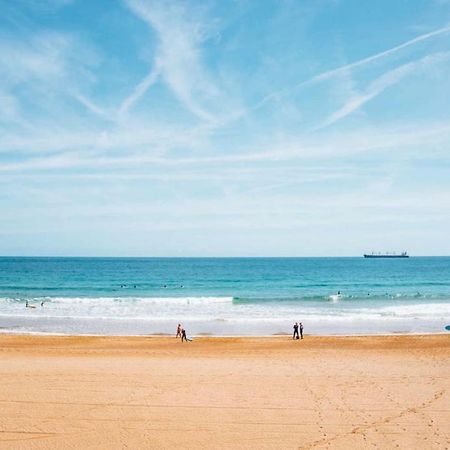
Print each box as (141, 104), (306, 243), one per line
(0, 296), (235, 321)
(375, 302), (450, 317)
(1, 296), (233, 306)
(1, 296), (449, 335)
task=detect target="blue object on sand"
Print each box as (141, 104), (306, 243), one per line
(445, 325), (450, 331)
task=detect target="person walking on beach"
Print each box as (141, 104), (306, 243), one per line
(181, 328), (191, 342)
(293, 322), (299, 340)
(176, 323), (182, 338)
(299, 322), (304, 339)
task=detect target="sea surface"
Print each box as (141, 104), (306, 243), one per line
(0, 257), (449, 336)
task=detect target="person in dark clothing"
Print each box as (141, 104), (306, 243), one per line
(293, 322), (299, 340)
(299, 322), (304, 339)
(181, 328), (191, 342)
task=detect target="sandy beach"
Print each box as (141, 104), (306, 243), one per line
(0, 334), (449, 449)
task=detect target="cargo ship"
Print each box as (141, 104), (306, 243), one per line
(363, 252), (409, 258)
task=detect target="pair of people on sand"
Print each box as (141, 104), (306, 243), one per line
(176, 323), (191, 342)
(293, 322), (303, 340)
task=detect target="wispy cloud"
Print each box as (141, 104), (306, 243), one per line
(304, 24), (450, 86)
(251, 24), (450, 114)
(2, 121), (449, 173)
(318, 52), (450, 129)
(0, 31), (70, 84)
(118, 60), (161, 118)
(0, 29), (101, 129)
(73, 93), (109, 118)
(124, 0), (235, 123)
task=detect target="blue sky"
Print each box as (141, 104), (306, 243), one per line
(1, 0), (449, 256)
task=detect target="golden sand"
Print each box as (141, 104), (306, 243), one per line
(0, 334), (449, 449)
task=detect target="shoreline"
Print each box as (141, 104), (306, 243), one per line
(0, 330), (449, 338)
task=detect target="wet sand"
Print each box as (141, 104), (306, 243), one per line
(0, 334), (449, 449)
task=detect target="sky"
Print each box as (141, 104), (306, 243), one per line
(0, 0), (449, 256)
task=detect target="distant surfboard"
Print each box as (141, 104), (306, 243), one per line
(445, 325), (450, 331)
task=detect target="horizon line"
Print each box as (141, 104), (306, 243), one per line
(0, 255), (447, 259)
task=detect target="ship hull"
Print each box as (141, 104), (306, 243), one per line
(364, 255), (409, 258)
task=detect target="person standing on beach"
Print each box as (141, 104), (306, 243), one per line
(176, 323), (182, 338)
(299, 322), (304, 339)
(293, 322), (299, 340)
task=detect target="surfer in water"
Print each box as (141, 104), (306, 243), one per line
(176, 323), (182, 338)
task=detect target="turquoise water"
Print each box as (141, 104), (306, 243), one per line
(0, 257), (449, 335)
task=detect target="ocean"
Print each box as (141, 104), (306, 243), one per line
(0, 257), (449, 336)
